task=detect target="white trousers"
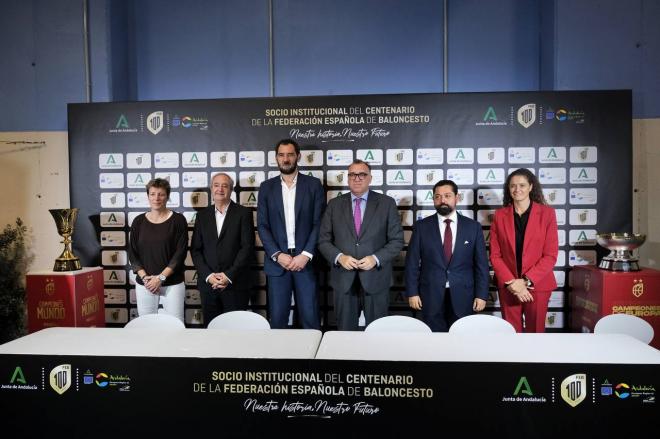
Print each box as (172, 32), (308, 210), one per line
(135, 281), (185, 322)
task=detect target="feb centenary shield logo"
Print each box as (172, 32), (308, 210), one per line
(561, 373), (586, 407)
(49, 364), (72, 395)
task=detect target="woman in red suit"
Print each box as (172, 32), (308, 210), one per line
(490, 168), (558, 332)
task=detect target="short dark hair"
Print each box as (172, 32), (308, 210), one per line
(502, 168), (547, 206)
(433, 179), (458, 195)
(275, 139), (300, 155)
(349, 159), (372, 172)
(146, 178), (171, 197)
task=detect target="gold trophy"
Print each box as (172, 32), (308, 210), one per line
(49, 208), (82, 271)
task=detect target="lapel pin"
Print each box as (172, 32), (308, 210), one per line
(464, 240), (469, 245)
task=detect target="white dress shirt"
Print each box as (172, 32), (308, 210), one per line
(280, 173), (313, 260)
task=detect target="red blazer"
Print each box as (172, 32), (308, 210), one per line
(489, 202), (558, 292)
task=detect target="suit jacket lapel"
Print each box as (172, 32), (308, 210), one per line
(294, 175), (306, 225)
(272, 177), (286, 226)
(358, 191), (378, 239)
(503, 205), (516, 253)
(522, 202), (541, 256)
(450, 215), (468, 267)
(342, 194), (357, 240)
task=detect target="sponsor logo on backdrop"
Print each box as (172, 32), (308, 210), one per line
(182, 152), (208, 168)
(550, 107), (585, 124)
(477, 189), (503, 206)
(171, 114), (208, 131)
(126, 172), (151, 189)
(476, 106), (508, 126)
(517, 103), (536, 128)
(99, 173), (124, 189)
(239, 151), (266, 167)
(103, 269), (126, 285)
(569, 250), (597, 266)
(508, 147), (535, 164)
(146, 111), (164, 135)
(386, 169), (413, 186)
(415, 189), (434, 207)
(99, 153), (124, 169)
(415, 169), (443, 186)
(49, 364), (72, 395)
(416, 148), (443, 165)
(446, 148), (474, 164)
(477, 168), (505, 185)
(570, 167), (598, 184)
(356, 149), (383, 165)
(211, 151), (237, 167)
(386, 190), (413, 206)
(477, 148), (505, 164)
(538, 168), (567, 184)
(570, 146), (598, 163)
(446, 169), (474, 185)
(569, 189), (598, 205)
(126, 153), (152, 169)
(154, 152), (180, 168)
(560, 374), (587, 407)
(538, 146), (567, 163)
(569, 230), (597, 246)
(386, 149), (414, 165)
(109, 114), (139, 133)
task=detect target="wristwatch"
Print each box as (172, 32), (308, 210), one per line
(158, 274), (166, 282)
(523, 275), (533, 288)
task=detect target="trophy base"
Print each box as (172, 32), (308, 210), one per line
(598, 258), (640, 272)
(53, 258), (82, 272)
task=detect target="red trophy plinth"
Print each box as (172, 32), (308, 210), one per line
(26, 267), (105, 332)
(570, 265), (660, 349)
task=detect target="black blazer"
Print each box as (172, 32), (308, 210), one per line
(191, 201), (255, 293)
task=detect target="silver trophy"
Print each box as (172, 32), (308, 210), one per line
(596, 233), (646, 272)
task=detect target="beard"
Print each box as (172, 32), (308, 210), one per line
(278, 161), (297, 175)
(435, 203), (454, 216)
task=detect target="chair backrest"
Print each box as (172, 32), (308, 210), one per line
(594, 313), (654, 344)
(124, 313), (185, 329)
(207, 311), (271, 330)
(365, 315), (432, 333)
(449, 314), (516, 335)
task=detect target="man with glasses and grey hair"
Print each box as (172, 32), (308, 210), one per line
(319, 159), (404, 330)
(191, 172), (255, 327)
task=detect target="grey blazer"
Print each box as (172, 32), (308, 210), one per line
(318, 190), (404, 295)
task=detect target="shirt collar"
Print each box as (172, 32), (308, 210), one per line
(351, 191), (369, 202)
(437, 210), (458, 223)
(280, 171), (298, 185)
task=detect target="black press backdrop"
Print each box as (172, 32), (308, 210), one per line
(67, 91), (632, 328)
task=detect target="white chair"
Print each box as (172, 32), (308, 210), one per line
(365, 315), (432, 333)
(449, 314), (516, 335)
(124, 313), (185, 329)
(594, 313), (654, 344)
(207, 311), (271, 330)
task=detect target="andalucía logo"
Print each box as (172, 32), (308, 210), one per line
(501, 376), (546, 403)
(109, 114), (138, 133)
(476, 106), (507, 126)
(0, 366), (38, 390)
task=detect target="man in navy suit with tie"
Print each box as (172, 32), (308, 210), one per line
(405, 179), (489, 332)
(257, 139), (325, 329)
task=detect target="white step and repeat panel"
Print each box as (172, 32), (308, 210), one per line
(68, 91), (632, 328)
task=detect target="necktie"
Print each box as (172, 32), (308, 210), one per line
(354, 198), (363, 236)
(443, 218), (453, 263)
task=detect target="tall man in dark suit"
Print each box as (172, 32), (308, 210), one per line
(257, 139), (325, 329)
(319, 159), (404, 330)
(191, 173), (255, 327)
(405, 179), (489, 332)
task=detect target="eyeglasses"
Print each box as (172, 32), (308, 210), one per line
(348, 172), (369, 180)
